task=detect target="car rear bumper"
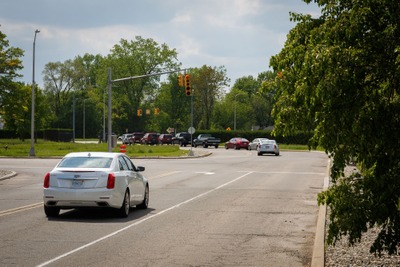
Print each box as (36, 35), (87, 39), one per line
(43, 187), (123, 209)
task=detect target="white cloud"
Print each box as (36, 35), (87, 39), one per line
(0, 0), (321, 89)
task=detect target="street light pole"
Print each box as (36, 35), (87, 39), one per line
(72, 96), (76, 142)
(234, 94), (238, 131)
(30, 29), (40, 157)
(107, 68), (112, 152)
(103, 87), (106, 142)
(83, 99), (86, 141)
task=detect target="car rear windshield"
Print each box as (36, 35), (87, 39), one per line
(58, 157), (113, 168)
(261, 140), (275, 144)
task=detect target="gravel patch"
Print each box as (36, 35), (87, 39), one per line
(325, 226), (400, 267)
(325, 166), (400, 266)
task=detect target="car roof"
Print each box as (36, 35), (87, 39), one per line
(63, 152), (124, 158)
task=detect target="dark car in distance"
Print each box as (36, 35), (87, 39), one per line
(129, 132), (144, 144)
(141, 133), (159, 145)
(158, 134), (173, 145)
(172, 132), (191, 147)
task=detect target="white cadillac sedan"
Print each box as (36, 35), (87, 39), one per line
(43, 152), (149, 218)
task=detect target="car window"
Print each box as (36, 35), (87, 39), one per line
(58, 157), (113, 168)
(118, 157), (129, 171)
(122, 156), (136, 171)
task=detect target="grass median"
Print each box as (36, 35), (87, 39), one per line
(0, 139), (312, 158)
(0, 139), (189, 158)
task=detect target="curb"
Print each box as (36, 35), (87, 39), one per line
(311, 158), (331, 267)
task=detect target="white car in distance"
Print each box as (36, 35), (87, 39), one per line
(257, 139), (280, 156)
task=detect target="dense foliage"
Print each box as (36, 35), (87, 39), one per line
(268, 0), (400, 254)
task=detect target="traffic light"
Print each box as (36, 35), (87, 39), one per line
(178, 74), (183, 87)
(137, 108), (142, 117)
(185, 74), (191, 96)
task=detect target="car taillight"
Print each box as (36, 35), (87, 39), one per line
(44, 173), (50, 188)
(107, 173), (115, 189)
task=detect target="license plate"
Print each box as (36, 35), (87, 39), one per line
(72, 180), (83, 187)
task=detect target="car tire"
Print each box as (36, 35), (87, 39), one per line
(203, 144), (208, 148)
(275, 153), (280, 156)
(258, 152), (262, 156)
(225, 144), (228, 149)
(117, 190), (130, 218)
(215, 145), (218, 149)
(137, 185), (149, 209)
(44, 205), (60, 217)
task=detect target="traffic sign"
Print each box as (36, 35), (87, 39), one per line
(188, 127), (195, 134)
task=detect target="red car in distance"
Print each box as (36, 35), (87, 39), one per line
(225, 137), (250, 150)
(158, 134), (173, 145)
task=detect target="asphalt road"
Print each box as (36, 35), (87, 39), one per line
(0, 148), (329, 266)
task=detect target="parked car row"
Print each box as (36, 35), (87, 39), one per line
(118, 132), (174, 145)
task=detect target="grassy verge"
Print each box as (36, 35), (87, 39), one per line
(0, 139), (188, 158)
(0, 139), (316, 158)
(279, 144), (321, 151)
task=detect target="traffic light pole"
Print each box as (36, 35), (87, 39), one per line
(107, 68), (187, 152)
(189, 91), (194, 155)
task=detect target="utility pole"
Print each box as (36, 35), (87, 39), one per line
(30, 29), (40, 157)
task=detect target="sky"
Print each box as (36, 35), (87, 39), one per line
(0, 0), (320, 89)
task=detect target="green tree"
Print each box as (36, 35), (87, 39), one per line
(1, 82), (30, 139)
(191, 65), (230, 130)
(2, 82), (49, 140)
(269, 0), (400, 254)
(97, 37), (179, 134)
(0, 28), (24, 119)
(231, 72), (276, 130)
(0, 28), (23, 78)
(213, 89), (253, 130)
(42, 60), (77, 128)
(43, 54), (103, 137)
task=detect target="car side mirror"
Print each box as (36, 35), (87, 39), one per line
(136, 166), (145, 172)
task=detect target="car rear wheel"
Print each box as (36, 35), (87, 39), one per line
(44, 205), (60, 217)
(137, 185), (149, 209)
(117, 190), (130, 218)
